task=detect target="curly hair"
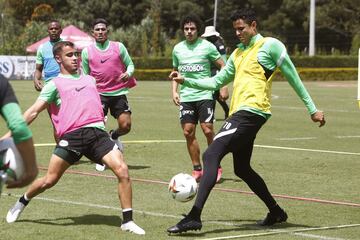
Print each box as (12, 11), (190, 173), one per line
(180, 14), (203, 31)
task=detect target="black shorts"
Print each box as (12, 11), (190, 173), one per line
(180, 100), (215, 124)
(100, 95), (131, 119)
(213, 110), (266, 151)
(54, 127), (117, 165)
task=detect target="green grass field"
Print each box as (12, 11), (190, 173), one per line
(1, 80), (359, 240)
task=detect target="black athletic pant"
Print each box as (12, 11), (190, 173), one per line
(194, 110), (278, 210)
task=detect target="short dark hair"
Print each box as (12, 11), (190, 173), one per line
(53, 41), (75, 56)
(92, 18), (109, 28)
(47, 19), (61, 29)
(230, 8), (257, 25)
(180, 14), (202, 31)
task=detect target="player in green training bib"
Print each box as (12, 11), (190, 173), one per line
(170, 14), (225, 182)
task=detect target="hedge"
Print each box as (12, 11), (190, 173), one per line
(134, 68), (358, 81)
(132, 55), (358, 69)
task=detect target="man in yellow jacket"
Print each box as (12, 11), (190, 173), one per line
(168, 8), (325, 234)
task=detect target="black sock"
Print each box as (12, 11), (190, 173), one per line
(110, 130), (120, 140)
(193, 165), (202, 171)
(19, 195), (30, 206)
(122, 209), (133, 223)
(188, 206), (202, 221)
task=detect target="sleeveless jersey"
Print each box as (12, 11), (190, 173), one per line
(230, 37), (275, 115)
(51, 75), (104, 137)
(88, 41), (136, 93)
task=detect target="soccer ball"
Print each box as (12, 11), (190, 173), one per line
(168, 173), (198, 202)
(0, 138), (24, 181)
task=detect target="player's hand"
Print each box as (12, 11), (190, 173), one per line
(33, 79), (43, 91)
(169, 71), (178, 80)
(311, 111), (326, 127)
(119, 73), (129, 82)
(171, 72), (184, 84)
(172, 92), (180, 106)
(219, 86), (229, 101)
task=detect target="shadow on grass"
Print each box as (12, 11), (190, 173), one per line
(73, 159), (150, 170)
(19, 214), (122, 227)
(166, 220), (315, 238)
(217, 177), (243, 184)
(128, 165), (151, 170)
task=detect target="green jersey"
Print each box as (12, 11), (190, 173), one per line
(172, 38), (221, 102)
(0, 76), (32, 143)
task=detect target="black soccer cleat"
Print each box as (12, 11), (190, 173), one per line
(167, 216), (202, 234)
(258, 209), (288, 226)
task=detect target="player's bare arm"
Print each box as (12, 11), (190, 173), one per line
(23, 99), (49, 125)
(34, 64), (44, 91)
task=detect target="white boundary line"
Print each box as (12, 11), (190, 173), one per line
(2, 193), (359, 240)
(277, 137), (317, 141)
(34, 141), (360, 156)
(254, 144), (360, 156)
(291, 232), (346, 240)
(335, 135), (360, 139)
(197, 224), (360, 240)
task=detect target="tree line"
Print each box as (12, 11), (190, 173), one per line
(0, 0), (359, 57)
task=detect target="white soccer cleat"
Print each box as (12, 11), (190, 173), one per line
(95, 163), (106, 172)
(109, 130), (124, 152)
(121, 221), (145, 235)
(6, 200), (25, 223)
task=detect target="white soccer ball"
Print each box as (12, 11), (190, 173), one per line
(168, 173), (198, 202)
(0, 138), (24, 181)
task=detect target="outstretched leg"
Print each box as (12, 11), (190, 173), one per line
(102, 149), (145, 235)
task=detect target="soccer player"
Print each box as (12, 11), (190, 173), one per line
(167, 8), (326, 233)
(5, 41), (145, 235)
(81, 18), (136, 172)
(33, 20), (62, 91)
(33, 20), (63, 143)
(0, 74), (38, 189)
(170, 14), (225, 183)
(201, 26), (230, 119)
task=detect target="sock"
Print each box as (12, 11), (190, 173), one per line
(19, 194), (30, 206)
(188, 206), (202, 221)
(122, 208), (133, 223)
(193, 165), (202, 171)
(110, 130), (120, 140)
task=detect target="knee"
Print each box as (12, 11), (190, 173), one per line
(203, 128), (214, 138)
(119, 122), (131, 134)
(41, 177), (58, 189)
(113, 164), (130, 182)
(183, 129), (195, 139)
(202, 149), (212, 162)
(234, 166), (251, 179)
